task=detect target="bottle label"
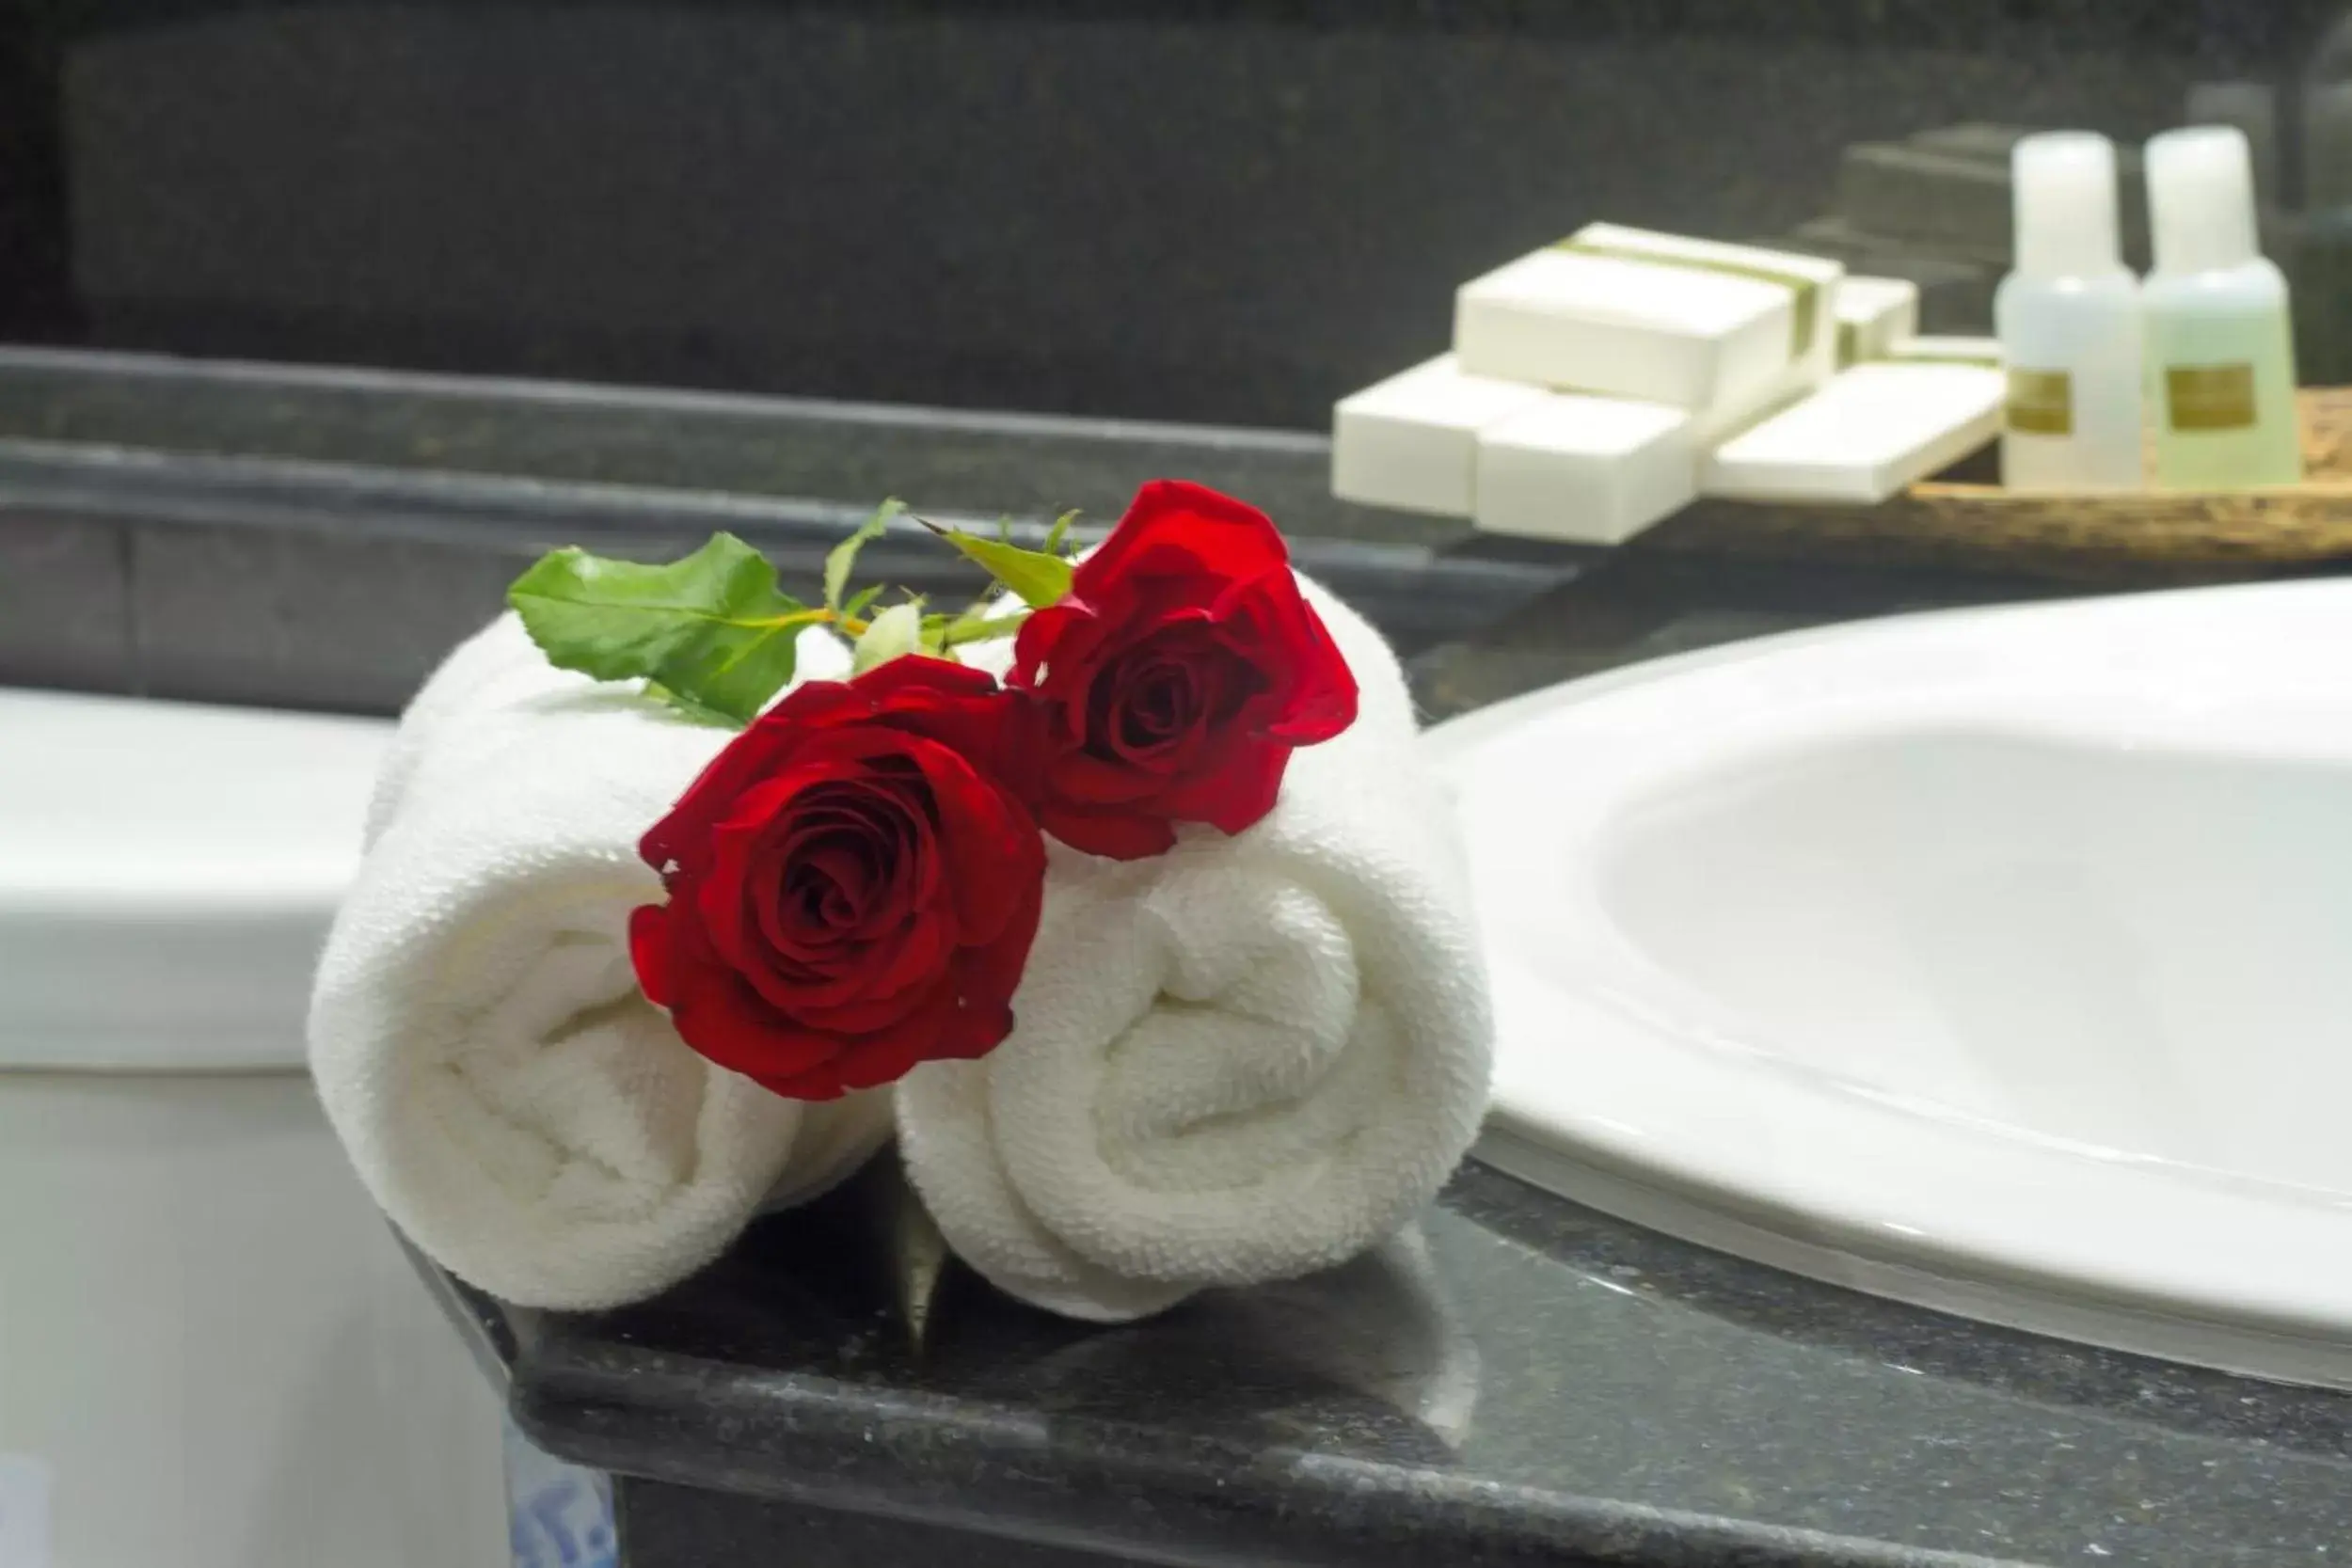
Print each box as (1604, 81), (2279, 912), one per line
(2005, 369), (2074, 436)
(2165, 363), (2258, 432)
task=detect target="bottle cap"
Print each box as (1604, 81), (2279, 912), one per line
(2011, 132), (2124, 276)
(2147, 125), (2261, 273)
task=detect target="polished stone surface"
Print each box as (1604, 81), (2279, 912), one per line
(0, 510), (131, 692)
(0, 348), (1406, 541)
(615, 1479), (1167, 1568)
(0, 350), (1571, 710)
(458, 1158), (2352, 1568)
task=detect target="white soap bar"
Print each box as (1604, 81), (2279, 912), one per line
(1693, 357), (1817, 448)
(1331, 355), (1551, 517)
(1455, 224), (1841, 417)
(1836, 276), (1921, 364)
(1701, 361), (2003, 504)
(1889, 333), (2002, 367)
(1474, 392), (1698, 545)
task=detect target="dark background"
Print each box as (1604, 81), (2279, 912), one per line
(1, 1), (2344, 428)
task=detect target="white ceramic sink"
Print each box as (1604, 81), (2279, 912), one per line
(1427, 578), (2352, 1387)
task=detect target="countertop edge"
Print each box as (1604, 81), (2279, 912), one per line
(504, 1338), (2032, 1568)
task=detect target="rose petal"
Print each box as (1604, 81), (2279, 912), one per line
(898, 736), (1044, 945)
(751, 1064), (851, 1101)
(628, 902), (675, 1007)
(822, 1017), (945, 1093)
(737, 916), (933, 1022)
(813, 908), (960, 1025)
(1039, 801), (1179, 861)
(659, 928), (844, 1084)
(699, 775), (813, 970)
(1200, 743), (1289, 835)
(636, 646), (1048, 1101)
(1008, 597), (1081, 689)
(1046, 739), (1173, 800)
(1010, 599), (1115, 705)
(1073, 480), (1290, 598)
(851, 652), (1003, 705)
(1248, 587), (1359, 743)
(949, 852), (1045, 1052)
(639, 675), (882, 873)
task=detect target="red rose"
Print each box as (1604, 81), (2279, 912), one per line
(629, 657), (1044, 1101)
(1009, 480), (1358, 859)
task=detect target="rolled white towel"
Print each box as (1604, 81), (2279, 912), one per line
(310, 614), (893, 1310)
(894, 587), (1493, 1322)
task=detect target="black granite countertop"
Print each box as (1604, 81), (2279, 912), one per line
(439, 1148), (2352, 1568)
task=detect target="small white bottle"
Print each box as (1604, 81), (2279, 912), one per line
(2143, 125), (2303, 488)
(1994, 132), (2145, 490)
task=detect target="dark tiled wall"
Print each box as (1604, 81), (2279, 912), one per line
(0, 3), (2341, 426)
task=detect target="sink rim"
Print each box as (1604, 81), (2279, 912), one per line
(1428, 579), (2352, 1386)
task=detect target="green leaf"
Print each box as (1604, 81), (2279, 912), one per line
(507, 533), (820, 725)
(918, 609), (1023, 649)
(922, 521), (1075, 610)
(840, 583), (885, 624)
(852, 600), (926, 673)
(940, 612), (1025, 648)
(824, 499), (902, 611)
(641, 682), (742, 728)
(1044, 509), (1078, 557)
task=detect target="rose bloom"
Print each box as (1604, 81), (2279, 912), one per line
(1009, 480), (1358, 859)
(630, 657), (1043, 1100)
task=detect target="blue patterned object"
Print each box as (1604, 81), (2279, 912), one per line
(505, 1420), (616, 1568)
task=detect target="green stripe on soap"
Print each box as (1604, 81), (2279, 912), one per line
(1887, 346), (2004, 370)
(1554, 235), (1821, 361)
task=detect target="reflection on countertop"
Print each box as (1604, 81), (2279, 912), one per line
(443, 1154), (2352, 1568)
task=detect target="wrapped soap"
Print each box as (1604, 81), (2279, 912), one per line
(1454, 224), (1842, 420)
(1331, 355), (1549, 517)
(1835, 276), (1922, 365)
(1473, 392), (1698, 545)
(1699, 361), (2003, 504)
